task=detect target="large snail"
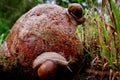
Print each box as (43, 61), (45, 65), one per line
(0, 3), (85, 80)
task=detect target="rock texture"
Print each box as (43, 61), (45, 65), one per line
(0, 4), (84, 80)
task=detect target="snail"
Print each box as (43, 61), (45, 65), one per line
(0, 3), (85, 80)
(33, 52), (69, 79)
(68, 3), (86, 24)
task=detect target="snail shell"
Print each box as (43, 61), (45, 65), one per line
(33, 52), (69, 79)
(68, 3), (86, 24)
(33, 52), (68, 69)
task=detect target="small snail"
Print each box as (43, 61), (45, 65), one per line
(33, 52), (69, 79)
(68, 3), (86, 24)
(0, 3), (85, 80)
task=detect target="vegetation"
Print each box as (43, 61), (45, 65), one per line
(0, 0), (120, 79)
(77, 0), (120, 79)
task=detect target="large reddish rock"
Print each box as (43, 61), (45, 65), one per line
(0, 3), (85, 80)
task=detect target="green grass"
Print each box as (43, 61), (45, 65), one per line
(0, 18), (10, 45)
(76, 0), (120, 79)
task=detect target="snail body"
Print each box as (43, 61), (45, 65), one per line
(0, 3), (85, 80)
